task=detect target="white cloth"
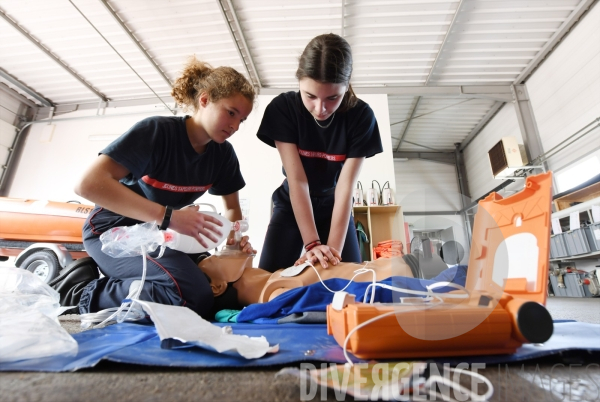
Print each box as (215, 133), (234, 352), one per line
(135, 300), (279, 359)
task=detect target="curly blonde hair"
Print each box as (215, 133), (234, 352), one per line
(171, 57), (256, 113)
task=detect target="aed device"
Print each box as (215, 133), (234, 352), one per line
(327, 172), (554, 359)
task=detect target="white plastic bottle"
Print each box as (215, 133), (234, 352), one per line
(162, 211), (232, 253)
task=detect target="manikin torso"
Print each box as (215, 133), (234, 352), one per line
(199, 254), (415, 306)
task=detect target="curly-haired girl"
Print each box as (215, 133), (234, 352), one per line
(56, 58), (256, 319)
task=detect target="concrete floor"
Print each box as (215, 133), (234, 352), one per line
(545, 296), (600, 323)
(1, 296), (599, 402)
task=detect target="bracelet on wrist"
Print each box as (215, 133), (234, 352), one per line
(159, 205), (173, 230)
(304, 240), (321, 252)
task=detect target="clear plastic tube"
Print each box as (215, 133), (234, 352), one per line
(90, 211), (238, 328)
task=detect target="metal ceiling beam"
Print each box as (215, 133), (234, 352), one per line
(260, 85), (512, 101)
(68, 0), (175, 114)
(513, 0), (596, 84)
(362, 85), (512, 99)
(217, 0), (262, 88)
(29, 84), (512, 119)
(0, 83), (39, 110)
(453, 0), (592, 155)
(460, 101), (504, 151)
(0, 7), (107, 102)
(98, 0), (172, 88)
(403, 139), (448, 153)
(511, 84), (544, 163)
(35, 96), (177, 119)
(394, 96), (421, 151)
(393, 151), (455, 166)
(454, 142), (472, 244)
(391, 98), (472, 127)
(0, 68), (51, 107)
(424, 0), (465, 85)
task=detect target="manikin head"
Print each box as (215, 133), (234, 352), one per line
(198, 254), (253, 297)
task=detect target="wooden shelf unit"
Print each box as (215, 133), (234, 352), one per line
(353, 205), (406, 261)
(554, 181), (600, 211)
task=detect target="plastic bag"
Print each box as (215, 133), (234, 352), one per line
(100, 221), (164, 258)
(0, 267), (78, 363)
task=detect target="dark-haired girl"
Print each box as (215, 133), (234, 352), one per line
(257, 33), (383, 272)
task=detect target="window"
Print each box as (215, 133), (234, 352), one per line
(556, 156), (600, 193)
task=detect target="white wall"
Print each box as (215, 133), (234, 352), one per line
(354, 94), (396, 197)
(464, 2), (600, 200)
(526, 2), (600, 174)
(8, 105), (166, 201)
(394, 159), (463, 213)
(394, 158), (470, 264)
(463, 104), (522, 200)
(7, 94), (395, 265)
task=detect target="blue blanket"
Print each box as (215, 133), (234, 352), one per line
(236, 266), (468, 323)
(2, 320), (599, 372)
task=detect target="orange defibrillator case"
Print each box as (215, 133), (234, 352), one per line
(327, 172), (554, 359)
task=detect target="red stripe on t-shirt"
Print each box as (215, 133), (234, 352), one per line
(141, 176), (212, 193)
(298, 148), (346, 162)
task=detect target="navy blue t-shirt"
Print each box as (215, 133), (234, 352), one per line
(101, 115), (245, 209)
(256, 91), (383, 194)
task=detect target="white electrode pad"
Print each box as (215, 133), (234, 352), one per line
(279, 261), (313, 277)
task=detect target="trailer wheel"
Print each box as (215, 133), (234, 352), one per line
(21, 250), (60, 283)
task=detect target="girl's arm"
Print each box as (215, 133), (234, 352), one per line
(327, 157), (364, 251)
(275, 141), (341, 268)
(220, 191), (243, 223)
(75, 154), (224, 247)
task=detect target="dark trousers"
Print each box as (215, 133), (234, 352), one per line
(79, 207), (213, 318)
(259, 184), (361, 273)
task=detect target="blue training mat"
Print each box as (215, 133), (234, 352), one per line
(1, 320), (599, 372)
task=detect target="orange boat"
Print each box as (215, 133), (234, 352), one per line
(0, 197), (93, 243)
(0, 197), (92, 244)
(0, 197), (93, 283)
